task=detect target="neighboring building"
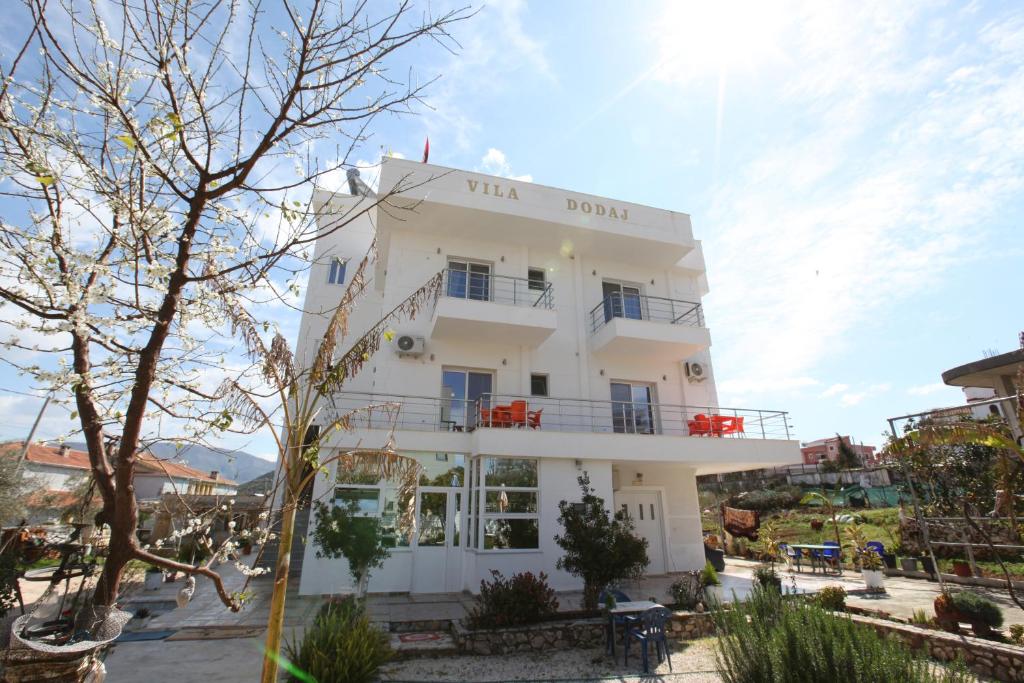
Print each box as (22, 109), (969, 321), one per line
(800, 435), (877, 467)
(292, 158), (800, 595)
(0, 441), (237, 523)
(941, 347), (1023, 437)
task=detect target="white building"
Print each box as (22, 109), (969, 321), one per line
(294, 158), (800, 595)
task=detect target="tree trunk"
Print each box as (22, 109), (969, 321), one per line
(260, 481), (299, 683)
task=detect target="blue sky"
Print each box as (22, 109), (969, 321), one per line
(2, 0), (1022, 461)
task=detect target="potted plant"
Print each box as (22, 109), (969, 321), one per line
(704, 534), (726, 572)
(701, 560), (723, 604)
(951, 559), (972, 577)
(934, 589), (1003, 637)
(753, 565), (782, 591)
(238, 536), (253, 556)
(144, 565), (164, 591)
(900, 556), (919, 572)
(919, 554), (937, 578)
(845, 524), (885, 592)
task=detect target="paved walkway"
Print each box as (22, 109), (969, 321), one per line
(96, 557), (1024, 682)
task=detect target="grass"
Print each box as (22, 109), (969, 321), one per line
(704, 506), (901, 551)
(937, 558), (1024, 581)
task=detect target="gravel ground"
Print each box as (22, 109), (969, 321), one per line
(379, 639), (722, 682)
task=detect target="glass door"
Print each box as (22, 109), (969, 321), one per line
(448, 260), (492, 301)
(610, 382), (656, 434)
(411, 487), (464, 592)
(602, 281), (643, 322)
(441, 369), (493, 430)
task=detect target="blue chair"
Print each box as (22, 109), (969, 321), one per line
(600, 589), (633, 656)
(625, 606), (672, 674)
(822, 541), (841, 572)
(866, 541), (884, 556)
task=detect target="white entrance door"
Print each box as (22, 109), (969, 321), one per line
(411, 488), (463, 593)
(616, 491), (667, 574)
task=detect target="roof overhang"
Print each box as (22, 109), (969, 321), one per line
(942, 349), (1024, 390)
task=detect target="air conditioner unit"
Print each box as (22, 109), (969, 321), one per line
(685, 361), (707, 382)
(394, 335), (425, 357)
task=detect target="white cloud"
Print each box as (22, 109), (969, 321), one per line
(837, 383), (891, 407)
(820, 383), (849, 398)
(907, 382), (949, 396)
(704, 4), (1024, 401)
(477, 148), (532, 182)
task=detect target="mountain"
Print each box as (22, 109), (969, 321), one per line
(69, 442), (276, 484)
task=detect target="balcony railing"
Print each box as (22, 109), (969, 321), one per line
(322, 391), (791, 440)
(442, 269), (553, 309)
(589, 293), (703, 334)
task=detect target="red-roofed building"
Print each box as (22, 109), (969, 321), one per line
(1, 441), (237, 523)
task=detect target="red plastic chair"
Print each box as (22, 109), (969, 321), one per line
(492, 405), (512, 427)
(688, 413), (713, 436)
(528, 408), (543, 429)
(479, 406), (493, 427)
(509, 400), (528, 428)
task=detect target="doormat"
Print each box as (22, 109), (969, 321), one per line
(165, 625), (266, 641)
(398, 632), (442, 643)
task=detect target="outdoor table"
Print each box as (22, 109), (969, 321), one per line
(605, 600), (662, 660)
(788, 544), (843, 575)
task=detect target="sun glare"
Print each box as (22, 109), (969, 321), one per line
(654, 1), (788, 81)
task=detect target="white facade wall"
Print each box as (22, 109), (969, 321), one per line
(294, 160), (799, 596)
(25, 463), (85, 492)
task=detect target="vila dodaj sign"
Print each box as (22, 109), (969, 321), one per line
(465, 178), (630, 221)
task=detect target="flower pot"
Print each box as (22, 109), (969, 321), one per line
(704, 585), (723, 605)
(145, 571), (163, 591)
(952, 560), (972, 578)
(165, 571), (178, 583)
(900, 557), (919, 572)
(704, 547), (725, 572)
(881, 553), (897, 570)
(920, 556), (936, 577)
(862, 569), (885, 591)
(242, 544), (253, 556)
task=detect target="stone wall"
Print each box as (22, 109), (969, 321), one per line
(849, 613), (1024, 682)
(452, 611), (715, 656)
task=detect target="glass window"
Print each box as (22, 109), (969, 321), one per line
(447, 259), (491, 301)
(334, 487), (380, 514)
(328, 258), (347, 285)
(528, 268), (546, 291)
(530, 374), (548, 397)
(602, 281), (643, 322)
(484, 458), (538, 488)
(611, 382), (656, 435)
(485, 490), (537, 513)
(418, 453), (465, 486)
(483, 519), (539, 550)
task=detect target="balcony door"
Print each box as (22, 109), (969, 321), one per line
(441, 369), (494, 430)
(610, 381), (656, 434)
(448, 259), (492, 301)
(411, 487), (464, 592)
(602, 281), (643, 322)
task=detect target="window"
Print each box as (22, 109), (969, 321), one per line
(602, 280), (643, 322)
(447, 259), (492, 301)
(528, 268), (546, 291)
(478, 457), (539, 550)
(441, 368), (494, 429)
(327, 258), (347, 285)
(530, 373), (548, 397)
(610, 381), (656, 434)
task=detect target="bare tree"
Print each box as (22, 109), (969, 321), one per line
(0, 0), (469, 617)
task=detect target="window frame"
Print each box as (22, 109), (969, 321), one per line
(527, 267), (546, 291)
(476, 456), (541, 552)
(327, 257), (348, 285)
(530, 373), (549, 397)
(446, 257), (493, 301)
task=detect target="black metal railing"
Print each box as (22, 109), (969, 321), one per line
(589, 293), (703, 333)
(323, 391), (791, 440)
(441, 269), (553, 309)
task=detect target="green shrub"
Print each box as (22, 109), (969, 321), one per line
(948, 590), (1003, 628)
(554, 474), (648, 610)
(814, 585), (846, 611)
(283, 597), (391, 683)
(668, 571), (703, 610)
(465, 570), (559, 629)
(1009, 623), (1024, 645)
(752, 565), (781, 591)
(729, 487), (802, 512)
(713, 586), (970, 683)
(700, 560), (721, 587)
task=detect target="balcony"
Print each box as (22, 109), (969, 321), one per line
(429, 270), (557, 346)
(588, 293), (710, 359)
(319, 392), (799, 473)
